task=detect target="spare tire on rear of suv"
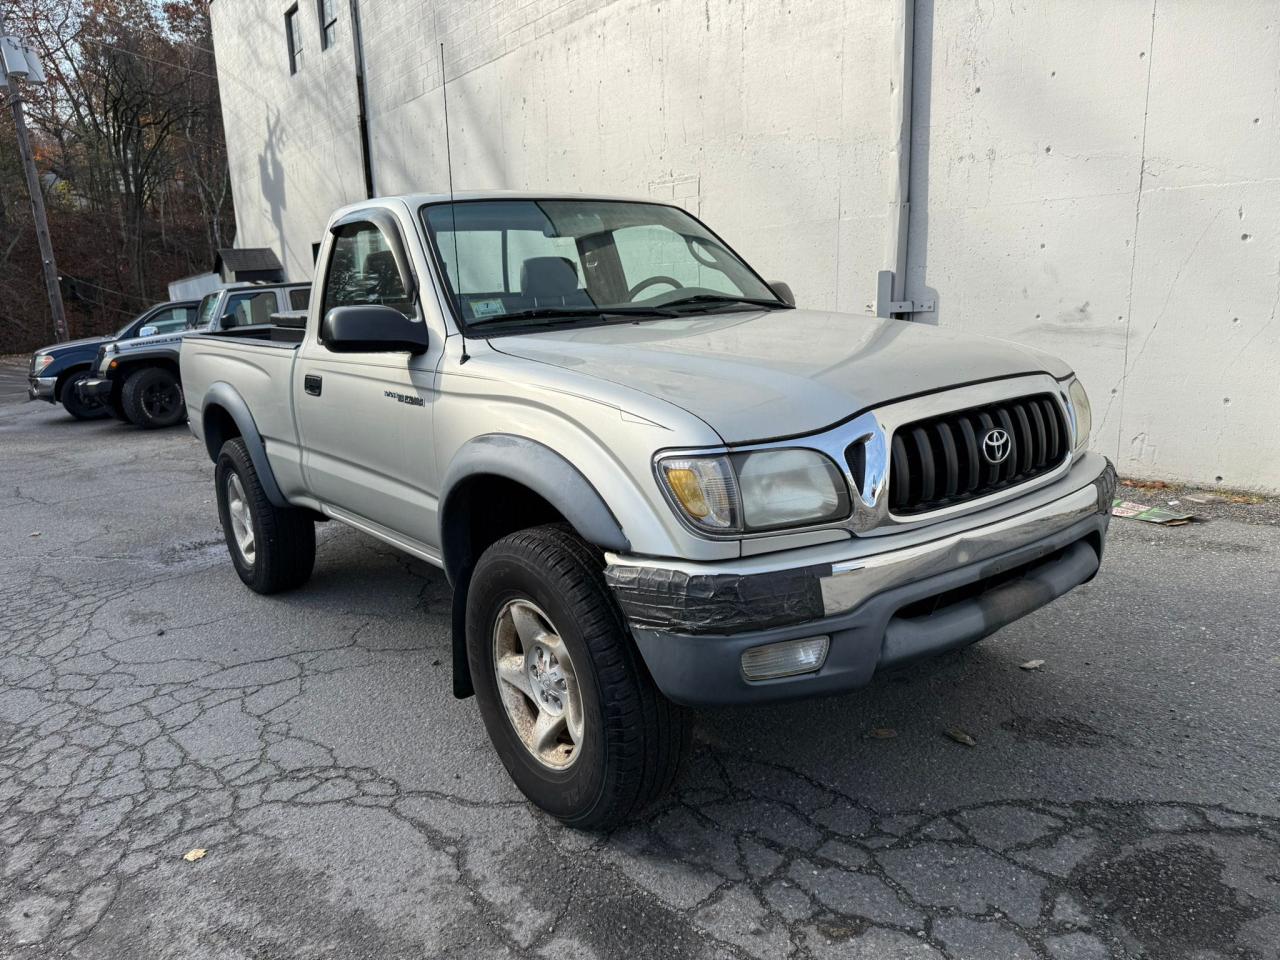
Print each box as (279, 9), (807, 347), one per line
(121, 367), (186, 428)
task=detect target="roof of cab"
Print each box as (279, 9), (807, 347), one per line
(328, 190), (656, 222)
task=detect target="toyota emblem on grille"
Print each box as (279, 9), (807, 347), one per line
(982, 428), (1012, 464)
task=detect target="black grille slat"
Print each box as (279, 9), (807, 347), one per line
(887, 393), (1068, 516)
(957, 417), (981, 495)
(1040, 397), (1061, 461)
(890, 434), (911, 512)
(1012, 403), (1034, 476)
(936, 421), (960, 499)
(912, 427), (936, 504)
(1027, 401), (1047, 467)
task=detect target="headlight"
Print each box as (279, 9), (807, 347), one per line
(33, 354), (53, 372)
(1066, 377), (1092, 452)
(657, 449), (850, 535)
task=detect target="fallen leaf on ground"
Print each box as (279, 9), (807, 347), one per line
(1121, 478), (1172, 491)
(182, 848), (207, 862)
(1020, 659), (1045, 671)
(945, 728), (977, 747)
(867, 727), (898, 739)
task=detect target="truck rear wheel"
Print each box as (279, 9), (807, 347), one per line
(121, 367), (185, 428)
(466, 525), (690, 829)
(60, 371), (110, 420)
(215, 438), (316, 594)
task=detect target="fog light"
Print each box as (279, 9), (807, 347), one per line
(740, 635), (829, 681)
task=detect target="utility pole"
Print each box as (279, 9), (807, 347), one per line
(1, 17), (68, 342)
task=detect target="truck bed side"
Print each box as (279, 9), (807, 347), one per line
(180, 333), (309, 505)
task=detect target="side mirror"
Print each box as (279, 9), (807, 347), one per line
(138, 324), (158, 338)
(321, 304), (429, 354)
(770, 282), (796, 307)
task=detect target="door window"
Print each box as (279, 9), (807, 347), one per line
(145, 306), (196, 335)
(322, 222), (415, 318)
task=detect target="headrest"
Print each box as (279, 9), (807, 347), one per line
(520, 256), (579, 298)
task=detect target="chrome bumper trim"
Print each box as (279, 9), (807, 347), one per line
(28, 376), (57, 400)
(820, 480), (1099, 616)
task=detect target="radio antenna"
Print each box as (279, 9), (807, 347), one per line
(440, 42), (468, 363)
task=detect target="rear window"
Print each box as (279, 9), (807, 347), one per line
(289, 287), (310, 310)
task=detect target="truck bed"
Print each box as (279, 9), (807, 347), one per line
(180, 328), (307, 500)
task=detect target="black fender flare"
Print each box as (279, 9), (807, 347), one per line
(439, 433), (630, 581)
(201, 382), (288, 508)
(440, 434), (631, 699)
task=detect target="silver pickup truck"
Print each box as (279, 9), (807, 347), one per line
(180, 192), (1115, 828)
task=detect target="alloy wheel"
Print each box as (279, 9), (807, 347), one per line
(492, 599), (584, 769)
(225, 473), (255, 565)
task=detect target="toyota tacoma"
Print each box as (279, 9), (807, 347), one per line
(180, 193), (1115, 828)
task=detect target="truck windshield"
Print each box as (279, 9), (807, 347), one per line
(420, 199), (787, 333)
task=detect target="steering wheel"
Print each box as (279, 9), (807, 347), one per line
(627, 275), (684, 302)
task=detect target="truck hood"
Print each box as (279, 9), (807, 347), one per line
(490, 308), (1071, 443)
(35, 335), (110, 357)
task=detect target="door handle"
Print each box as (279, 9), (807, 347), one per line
(304, 374), (322, 396)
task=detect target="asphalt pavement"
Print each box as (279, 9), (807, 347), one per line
(2, 359), (1278, 960)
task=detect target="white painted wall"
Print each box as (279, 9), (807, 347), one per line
(211, 0), (1280, 491)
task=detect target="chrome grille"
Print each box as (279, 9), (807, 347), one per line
(876, 392), (1069, 516)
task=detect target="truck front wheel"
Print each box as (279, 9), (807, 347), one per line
(466, 525), (690, 829)
(215, 438), (316, 594)
(121, 367), (185, 428)
(59, 371), (110, 420)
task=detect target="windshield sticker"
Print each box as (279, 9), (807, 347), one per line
(470, 299), (506, 318)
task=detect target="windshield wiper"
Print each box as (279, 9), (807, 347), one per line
(465, 305), (678, 329)
(660, 294), (791, 312)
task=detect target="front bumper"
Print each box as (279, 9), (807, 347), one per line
(607, 454), (1116, 706)
(27, 376), (57, 402)
(78, 377), (113, 402)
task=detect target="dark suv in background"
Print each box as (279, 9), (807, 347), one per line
(80, 282), (310, 428)
(26, 300), (199, 420)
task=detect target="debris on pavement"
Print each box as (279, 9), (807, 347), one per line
(1112, 499), (1196, 525)
(945, 728), (977, 747)
(182, 848), (207, 862)
(1121, 478), (1173, 492)
(867, 727), (898, 739)
(1020, 659), (1045, 671)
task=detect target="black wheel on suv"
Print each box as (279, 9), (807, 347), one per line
(59, 371), (110, 420)
(466, 524), (690, 829)
(121, 366), (185, 428)
(215, 438), (316, 594)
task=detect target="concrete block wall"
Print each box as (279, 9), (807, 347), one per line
(907, 0), (1280, 491)
(210, 0), (1280, 491)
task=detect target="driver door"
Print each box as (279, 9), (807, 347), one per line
(294, 214), (443, 549)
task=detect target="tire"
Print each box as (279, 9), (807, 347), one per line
(59, 371), (110, 420)
(467, 524), (690, 830)
(121, 366), (186, 428)
(214, 438), (316, 594)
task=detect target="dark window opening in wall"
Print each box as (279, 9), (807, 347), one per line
(285, 5), (303, 74)
(318, 0), (338, 49)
